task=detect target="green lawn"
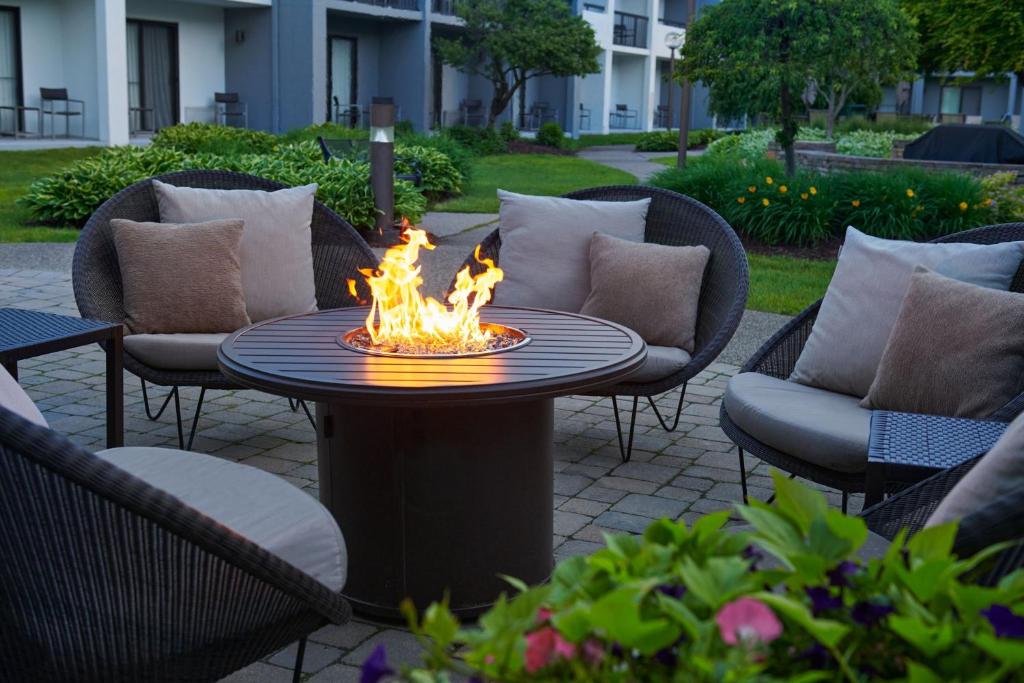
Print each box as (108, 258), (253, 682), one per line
(748, 253), (835, 315)
(0, 147), (103, 242)
(433, 154), (636, 213)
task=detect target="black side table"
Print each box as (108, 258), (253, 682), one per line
(864, 411), (1008, 508)
(0, 308), (123, 447)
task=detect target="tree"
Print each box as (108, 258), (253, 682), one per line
(680, 0), (831, 175)
(805, 0), (917, 138)
(435, 0), (601, 128)
(902, 0), (1024, 132)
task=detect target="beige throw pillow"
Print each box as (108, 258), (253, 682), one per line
(493, 190), (650, 312)
(111, 218), (251, 335)
(152, 179), (318, 322)
(862, 268), (1024, 418)
(580, 233), (709, 353)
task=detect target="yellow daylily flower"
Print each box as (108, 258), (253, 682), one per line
(762, 198), (770, 206)
(809, 186), (817, 195)
(779, 185), (788, 193)
(959, 201), (968, 211)
(765, 176), (774, 185)
(800, 192), (809, 200)
(906, 189), (915, 198)
(748, 185), (757, 193)
(737, 197), (746, 204)
(851, 200), (861, 207)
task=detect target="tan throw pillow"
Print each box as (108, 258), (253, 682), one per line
(152, 179), (319, 322)
(580, 232), (710, 353)
(111, 218), (251, 335)
(862, 268), (1024, 418)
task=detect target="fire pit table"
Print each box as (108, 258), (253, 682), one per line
(219, 305), (645, 618)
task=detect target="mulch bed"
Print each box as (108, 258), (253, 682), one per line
(738, 232), (841, 261)
(507, 140), (575, 156)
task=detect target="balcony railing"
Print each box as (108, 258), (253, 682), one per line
(352, 0), (420, 11)
(659, 17), (685, 28)
(582, 2), (607, 12)
(613, 12), (648, 48)
(432, 0), (456, 15)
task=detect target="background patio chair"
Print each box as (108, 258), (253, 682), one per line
(0, 405), (350, 682)
(73, 170), (378, 450)
(610, 104), (638, 129)
(453, 186), (749, 462)
(720, 222), (1024, 510)
(578, 103), (592, 131)
(39, 87), (84, 138)
(317, 136), (423, 186)
(459, 99), (485, 127)
(215, 91), (247, 128)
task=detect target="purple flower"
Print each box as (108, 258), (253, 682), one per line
(827, 561), (858, 588)
(799, 641), (832, 669)
(805, 586), (842, 616)
(851, 600), (894, 627)
(982, 605), (1024, 639)
(360, 644), (394, 683)
(743, 544), (764, 570)
(657, 584), (687, 600)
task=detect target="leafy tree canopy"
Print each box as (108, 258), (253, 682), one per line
(435, 0), (601, 127)
(902, 0), (1024, 79)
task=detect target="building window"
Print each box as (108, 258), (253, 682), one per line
(328, 36), (357, 125)
(0, 6), (22, 122)
(127, 20), (179, 131)
(940, 85), (982, 116)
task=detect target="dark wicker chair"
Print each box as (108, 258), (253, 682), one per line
(721, 222), (1024, 510)
(862, 454), (1024, 584)
(73, 170), (378, 449)
(0, 406), (350, 682)
(453, 186), (749, 461)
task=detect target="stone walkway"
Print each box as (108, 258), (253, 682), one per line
(0, 266), (857, 682)
(577, 144), (699, 182)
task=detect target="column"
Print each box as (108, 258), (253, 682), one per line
(600, 50), (613, 134)
(96, 0), (129, 145)
(910, 77), (925, 115)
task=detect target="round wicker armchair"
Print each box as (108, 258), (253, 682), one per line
(720, 222), (1024, 509)
(72, 170), (378, 448)
(453, 186), (749, 461)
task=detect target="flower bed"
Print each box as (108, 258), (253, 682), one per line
(370, 473), (1024, 682)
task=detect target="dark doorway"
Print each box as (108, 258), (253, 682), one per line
(328, 36), (357, 125)
(0, 6), (23, 132)
(127, 19), (179, 131)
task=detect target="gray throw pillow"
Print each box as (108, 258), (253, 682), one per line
(580, 232), (709, 352)
(790, 227), (1024, 397)
(153, 179), (319, 322)
(862, 268), (1024, 418)
(111, 218), (251, 335)
(927, 412), (1024, 528)
(0, 365), (47, 428)
(493, 190), (650, 312)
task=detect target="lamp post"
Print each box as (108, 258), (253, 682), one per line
(369, 97), (396, 238)
(664, 32), (685, 134)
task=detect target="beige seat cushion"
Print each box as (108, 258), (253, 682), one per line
(153, 179), (319, 323)
(96, 446), (346, 591)
(863, 268), (1024, 418)
(111, 218), (251, 335)
(626, 345), (690, 383)
(493, 190), (650, 312)
(0, 365), (47, 428)
(724, 372), (871, 473)
(581, 233), (710, 353)
(124, 333), (228, 371)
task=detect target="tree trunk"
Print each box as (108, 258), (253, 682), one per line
(518, 85), (527, 129)
(825, 97), (836, 139)
(779, 79), (797, 177)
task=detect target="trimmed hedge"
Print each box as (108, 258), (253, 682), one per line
(649, 156), (998, 245)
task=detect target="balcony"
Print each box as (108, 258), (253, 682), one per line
(658, 16), (685, 28)
(613, 11), (648, 49)
(432, 0), (456, 14)
(352, 0), (420, 10)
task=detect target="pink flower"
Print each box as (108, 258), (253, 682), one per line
(582, 639), (605, 665)
(524, 627), (577, 672)
(537, 607), (553, 624)
(716, 597), (782, 646)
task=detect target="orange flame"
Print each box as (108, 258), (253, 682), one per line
(346, 219), (503, 355)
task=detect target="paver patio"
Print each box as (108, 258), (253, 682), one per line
(0, 266), (863, 681)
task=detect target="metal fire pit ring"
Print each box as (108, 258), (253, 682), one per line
(219, 306), (646, 619)
(337, 322), (531, 359)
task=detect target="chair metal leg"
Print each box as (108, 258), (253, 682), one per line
(646, 382), (687, 432)
(288, 397), (317, 430)
(172, 387), (206, 451)
(292, 637), (306, 683)
(738, 447), (748, 504)
(611, 396), (639, 463)
(841, 491), (849, 515)
(141, 379), (176, 421)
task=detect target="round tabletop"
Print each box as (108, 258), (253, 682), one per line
(218, 306), (647, 407)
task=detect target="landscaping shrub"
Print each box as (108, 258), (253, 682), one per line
(441, 125), (508, 155)
(499, 121), (520, 142)
(394, 471), (1024, 682)
(536, 122), (564, 149)
(835, 130), (915, 158)
(393, 144), (463, 197)
(980, 172), (1024, 223)
(837, 114), (933, 136)
(19, 142), (426, 231)
(703, 129), (776, 160)
(634, 131), (678, 152)
(649, 156), (998, 245)
(150, 122), (278, 155)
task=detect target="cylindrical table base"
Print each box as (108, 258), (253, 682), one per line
(316, 399), (554, 619)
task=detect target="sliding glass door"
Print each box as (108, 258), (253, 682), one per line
(328, 36), (357, 124)
(0, 6), (21, 130)
(127, 20), (179, 131)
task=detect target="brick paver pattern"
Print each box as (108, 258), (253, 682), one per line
(0, 269), (862, 682)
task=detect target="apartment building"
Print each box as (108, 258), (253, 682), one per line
(880, 74), (1022, 128)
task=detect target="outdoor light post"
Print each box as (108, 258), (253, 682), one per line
(676, 0), (696, 168)
(370, 97), (396, 236)
(665, 32), (685, 135)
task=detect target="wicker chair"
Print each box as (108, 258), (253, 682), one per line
(721, 222), (1024, 510)
(0, 406), (350, 682)
(73, 170), (377, 450)
(453, 186), (749, 461)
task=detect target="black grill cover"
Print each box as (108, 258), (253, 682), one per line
(903, 124), (1024, 164)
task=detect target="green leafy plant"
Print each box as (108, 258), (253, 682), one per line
(536, 122), (564, 149)
(150, 122), (278, 155)
(635, 131), (678, 152)
(499, 121), (521, 143)
(394, 144), (463, 198)
(379, 471), (1024, 682)
(834, 130), (915, 158)
(442, 125), (509, 156)
(836, 115), (932, 136)
(980, 173), (1024, 223)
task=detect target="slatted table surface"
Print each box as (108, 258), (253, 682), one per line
(219, 306), (647, 406)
